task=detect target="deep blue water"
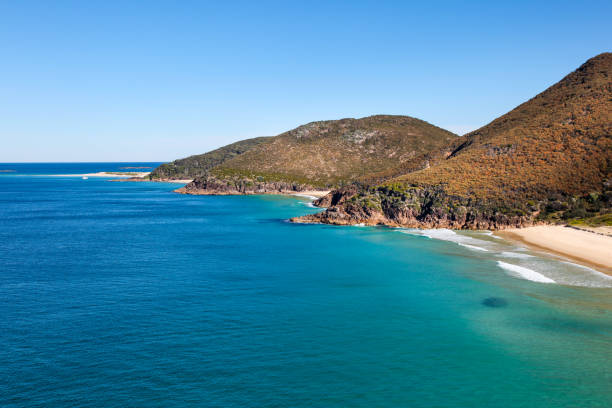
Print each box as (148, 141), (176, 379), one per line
(0, 162), (162, 174)
(1, 164), (611, 407)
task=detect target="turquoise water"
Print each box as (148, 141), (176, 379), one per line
(1, 164), (611, 407)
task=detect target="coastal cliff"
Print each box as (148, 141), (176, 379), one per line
(293, 184), (611, 230)
(294, 53), (612, 229)
(293, 185), (534, 230)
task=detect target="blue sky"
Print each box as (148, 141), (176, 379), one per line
(1, 1), (610, 162)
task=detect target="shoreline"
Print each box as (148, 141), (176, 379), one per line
(39, 172), (151, 178)
(286, 190), (330, 199)
(175, 187), (330, 199)
(115, 177), (193, 184)
(496, 226), (612, 276)
(29, 172), (195, 185)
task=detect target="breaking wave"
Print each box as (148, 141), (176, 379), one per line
(396, 229), (612, 287)
(497, 261), (556, 284)
(402, 229), (491, 252)
(500, 251), (534, 259)
(458, 243), (489, 251)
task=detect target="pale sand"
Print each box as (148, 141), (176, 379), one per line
(568, 225), (612, 237)
(497, 226), (612, 275)
(287, 190), (330, 199)
(120, 177), (193, 184)
(161, 179), (193, 184)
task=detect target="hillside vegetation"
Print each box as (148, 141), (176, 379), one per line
(202, 115), (457, 190)
(149, 137), (271, 180)
(396, 52), (611, 201)
(297, 53), (611, 228)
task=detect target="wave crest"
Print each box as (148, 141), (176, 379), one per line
(497, 261), (556, 284)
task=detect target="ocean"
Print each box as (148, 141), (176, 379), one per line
(1, 163), (611, 407)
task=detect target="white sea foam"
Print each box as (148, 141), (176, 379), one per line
(420, 228), (459, 240)
(403, 229), (493, 252)
(500, 251), (534, 259)
(397, 228), (419, 235)
(293, 194), (318, 200)
(562, 261), (612, 280)
(458, 243), (489, 251)
(397, 230), (609, 287)
(353, 223), (366, 227)
(497, 261), (556, 283)
(396, 230), (610, 287)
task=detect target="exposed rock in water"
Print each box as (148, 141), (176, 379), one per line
(482, 297), (508, 308)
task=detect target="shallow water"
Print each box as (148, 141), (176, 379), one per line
(400, 228), (612, 287)
(1, 164), (611, 407)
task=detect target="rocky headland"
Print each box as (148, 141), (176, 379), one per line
(292, 185), (540, 230)
(143, 53), (611, 233)
(293, 53), (612, 230)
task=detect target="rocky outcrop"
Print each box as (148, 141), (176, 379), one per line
(293, 185), (549, 230)
(312, 185), (360, 207)
(175, 175), (316, 196)
(296, 181), (611, 229)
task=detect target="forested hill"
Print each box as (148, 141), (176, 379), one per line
(296, 53), (612, 229)
(149, 136), (271, 180)
(178, 115), (458, 195)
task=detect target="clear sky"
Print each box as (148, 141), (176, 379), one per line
(1, 0), (610, 162)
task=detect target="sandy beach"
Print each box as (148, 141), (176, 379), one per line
(287, 190), (330, 199)
(158, 179), (193, 184)
(497, 226), (612, 275)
